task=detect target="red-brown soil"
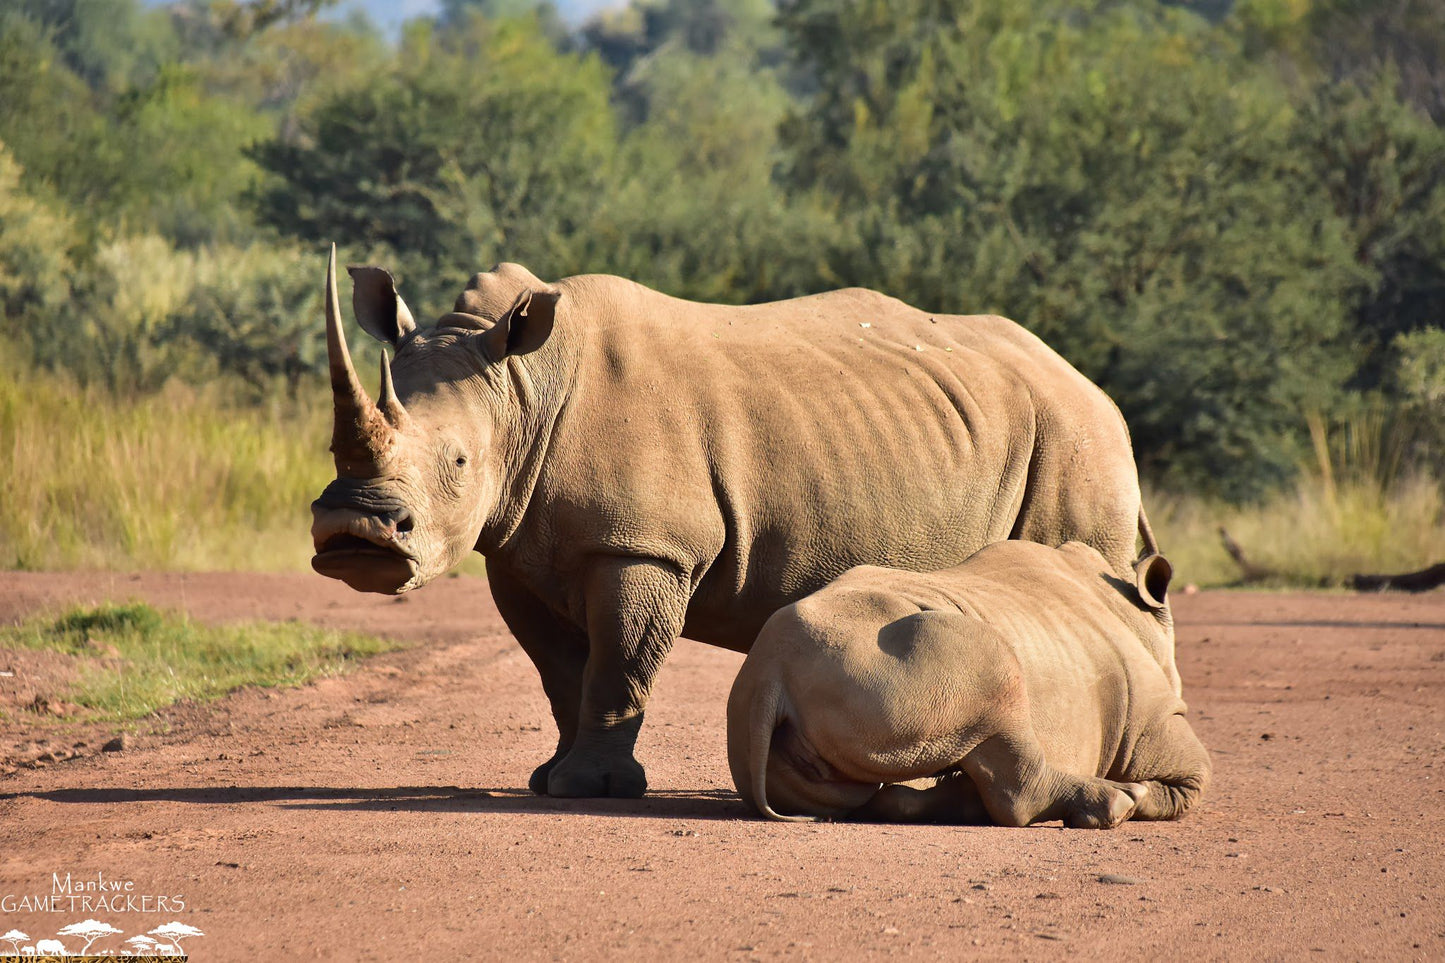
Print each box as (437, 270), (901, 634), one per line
(0, 571), (1441, 960)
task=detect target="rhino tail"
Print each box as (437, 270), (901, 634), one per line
(1138, 504), (1160, 560)
(750, 680), (815, 823)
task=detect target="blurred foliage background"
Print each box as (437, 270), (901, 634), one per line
(1, 0), (1443, 579)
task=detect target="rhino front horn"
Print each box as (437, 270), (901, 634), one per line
(325, 244), (391, 474)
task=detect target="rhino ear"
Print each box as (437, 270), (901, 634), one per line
(484, 287), (560, 360)
(348, 266), (416, 347)
(1135, 554), (1173, 610)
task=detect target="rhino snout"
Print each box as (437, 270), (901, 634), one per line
(310, 504), (414, 554)
(310, 502), (420, 595)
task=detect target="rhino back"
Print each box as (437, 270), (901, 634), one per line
(513, 277), (1135, 647)
(859, 543), (1181, 778)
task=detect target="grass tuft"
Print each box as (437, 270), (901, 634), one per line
(3, 602), (399, 721)
(53, 601), (167, 638)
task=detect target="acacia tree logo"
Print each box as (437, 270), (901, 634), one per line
(0, 919), (204, 956)
(56, 920), (123, 954)
(124, 934), (160, 954)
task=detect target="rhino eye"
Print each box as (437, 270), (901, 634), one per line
(455, 455), (468, 468)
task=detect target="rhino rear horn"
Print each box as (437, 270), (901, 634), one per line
(325, 245), (392, 474)
(377, 349), (409, 428)
(348, 265), (416, 347)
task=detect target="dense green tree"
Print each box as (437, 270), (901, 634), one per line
(251, 13), (615, 310)
(7, 0), (176, 93)
(0, 144), (75, 329)
(0, 0), (1440, 499)
(0, 8), (270, 245)
(206, 0), (341, 41)
(1297, 77), (1445, 390)
(107, 65), (272, 244)
(1234, 0), (1445, 124)
(585, 20), (830, 303)
(776, 0), (1369, 496)
(583, 0), (785, 126)
(0, 12), (113, 217)
(436, 0), (569, 45)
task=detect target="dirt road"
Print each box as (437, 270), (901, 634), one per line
(0, 571), (1441, 960)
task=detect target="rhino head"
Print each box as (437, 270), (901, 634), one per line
(309, 246), (560, 594)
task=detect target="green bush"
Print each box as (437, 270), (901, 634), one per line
(0, 143), (75, 327)
(3, 601), (397, 720)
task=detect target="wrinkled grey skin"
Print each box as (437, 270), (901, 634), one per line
(309, 248), (1166, 798)
(727, 541), (1210, 826)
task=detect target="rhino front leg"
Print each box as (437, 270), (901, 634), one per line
(1116, 712), (1212, 821)
(963, 733), (1147, 829)
(546, 557), (689, 799)
(486, 566), (590, 794)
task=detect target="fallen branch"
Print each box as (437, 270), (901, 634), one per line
(1348, 563), (1445, 593)
(1217, 527), (1275, 584)
(1219, 527), (1445, 592)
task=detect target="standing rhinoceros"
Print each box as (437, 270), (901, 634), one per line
(308, 246), (1166, 798)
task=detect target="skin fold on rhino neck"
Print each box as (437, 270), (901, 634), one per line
(470, 308), (577, 560)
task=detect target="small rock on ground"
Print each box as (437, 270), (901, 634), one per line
(1098, 873), (1144, 886)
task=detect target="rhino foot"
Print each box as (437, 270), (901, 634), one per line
(528, 750), (568, 795)
(546, 753), (647, 799)
(1064, 780), (1147, 829)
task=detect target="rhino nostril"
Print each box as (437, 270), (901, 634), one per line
(394, 511), (414, 535)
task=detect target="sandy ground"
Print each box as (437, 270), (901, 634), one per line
(0, 570), (1441, 961)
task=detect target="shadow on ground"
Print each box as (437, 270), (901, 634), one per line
(0, 784), (751, 820)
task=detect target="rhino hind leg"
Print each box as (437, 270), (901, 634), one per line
(858, 616), (1144, 830)
(857, 774), (992, 824)
(857, 612), (1142, 829)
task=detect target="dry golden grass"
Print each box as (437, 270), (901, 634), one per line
(0, 370), (330, 571)
(1149, 475), (1445, 589)
(1152, 407), (1445, 587)
(4, 369), (1440, 586)
(0, 369), (492, 575)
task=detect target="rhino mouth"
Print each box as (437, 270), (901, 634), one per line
(310, 508), (418, 595)
(315, 531), (409, 557)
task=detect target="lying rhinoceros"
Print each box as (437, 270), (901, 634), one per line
(726, 541), (1210, 825)
(308, 247), (1165, 798)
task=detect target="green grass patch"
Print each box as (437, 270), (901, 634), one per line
(2, 602), (400, 721)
